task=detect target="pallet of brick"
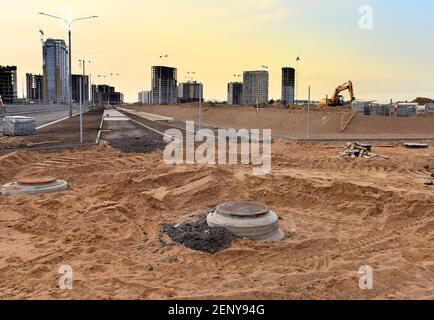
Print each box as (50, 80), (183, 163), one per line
(426, 104), (434, 116)
(370, 104), (390, 116)
(396, 104), (417, 117)
(3, 116), (37, 136)
(352, 101), (371, 115)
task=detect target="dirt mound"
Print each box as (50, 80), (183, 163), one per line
(413, 97), (434, 105)
(163, 215), (239, 254)
(127, 104), (434, 139)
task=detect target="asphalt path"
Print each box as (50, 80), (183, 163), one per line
(0, 104), (92, 137)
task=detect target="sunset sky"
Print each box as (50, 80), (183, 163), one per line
(1, 0), (433, 102)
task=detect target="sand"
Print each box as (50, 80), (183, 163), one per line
(125, 104), (434, 139)
(0, 140), (433, 300)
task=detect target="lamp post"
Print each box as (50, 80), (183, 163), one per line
(38, 12), (98, 117)
(78, 59), (91, 143)
(296, 55), (301, 105)
(307, 85), (311, 139)
(194, 73), (202, 131)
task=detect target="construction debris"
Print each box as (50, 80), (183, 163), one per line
(340, 142), (389, 159)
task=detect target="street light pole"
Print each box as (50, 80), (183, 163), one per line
(68, 29), (72, 117)
(79, 77), (83, 143)
(307, 85), (311, 139)
(296, 55), (301, 105)
(38, 12), (98, 117)
(199, 83), (202, 131)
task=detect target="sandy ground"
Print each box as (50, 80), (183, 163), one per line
(0, 140), (433, 300)
(125, 104), (434, 139)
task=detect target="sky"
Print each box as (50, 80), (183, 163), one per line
(1, 0), (434, 103)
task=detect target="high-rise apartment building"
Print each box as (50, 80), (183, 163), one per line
(138, 90), (152, 104)
(42, 38), (69, 104)
(151, 66), (177, 105)
(282, 67), (295, 105)
(242, 71), (268, 105)
(227, 82), (243, 105)
(0, 65), (18, 104)
(26, 73), (44, 103)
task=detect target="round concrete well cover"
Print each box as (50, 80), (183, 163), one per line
(216, 201), (269, 217)
(18, 177), (57, 185)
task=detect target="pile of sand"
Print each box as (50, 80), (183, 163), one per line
(0, 141), (433, 299)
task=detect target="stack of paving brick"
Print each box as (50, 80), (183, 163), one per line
(426, 104), (434, 117)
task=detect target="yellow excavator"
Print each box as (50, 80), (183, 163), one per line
(320, 81), (355, 106)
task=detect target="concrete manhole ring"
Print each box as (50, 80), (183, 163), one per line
(1, 179), (68, 196)
(208, 201), (285, 242)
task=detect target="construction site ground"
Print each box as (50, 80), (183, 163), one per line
(0, 107), (433, 300)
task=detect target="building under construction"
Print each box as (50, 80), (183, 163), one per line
(178, 81), (203, 103)
(0, 65), (18, 104)
(227, 82), (243, 105)
(95, 84), (123, 105)
(71, 74), (89, 104)
(151, 66), (177, 105)
(282, 67), (295, 105)
(26, 73), (43, 103)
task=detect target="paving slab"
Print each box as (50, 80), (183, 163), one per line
(118, 108), (173, 121)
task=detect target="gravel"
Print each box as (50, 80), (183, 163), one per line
(163, 215), (239, 254)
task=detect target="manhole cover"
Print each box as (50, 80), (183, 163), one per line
(18, 177), (57, 185)
(216, 200), (269, 217)
(1, 179), (68, 196)
(209, 201), (285, 242)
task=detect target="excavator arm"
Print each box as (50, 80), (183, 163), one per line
(321, 81), (355, 106)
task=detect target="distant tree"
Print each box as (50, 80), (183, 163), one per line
(269, 99), (275, 105)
